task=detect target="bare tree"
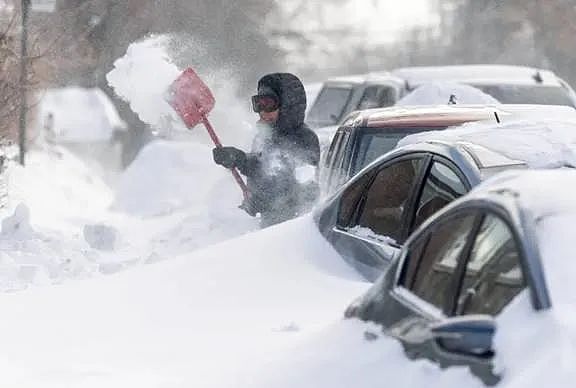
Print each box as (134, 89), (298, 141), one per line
(0, 2), (54, 142)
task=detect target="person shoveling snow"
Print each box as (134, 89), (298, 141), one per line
(167, 69), (322, 227)
(211, 73), (321, 227)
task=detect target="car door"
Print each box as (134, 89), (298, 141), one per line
(384, 209), (528, 385)
(329, 154), (430, 280)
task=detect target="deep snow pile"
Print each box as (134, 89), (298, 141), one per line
(0, 137), (258, 291)
(113, 139), (259, 256)
(0, 146), (115, 291)
(396, 81), (500, 106)
(0, 215), (368, 387)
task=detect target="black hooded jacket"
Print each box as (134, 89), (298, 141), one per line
(237, 73), (320, 222)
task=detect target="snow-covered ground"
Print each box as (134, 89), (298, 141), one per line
(0, 35), (369, 386)
(4, 34), (576, 387)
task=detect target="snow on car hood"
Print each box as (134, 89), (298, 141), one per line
(399, 119), (576, 169)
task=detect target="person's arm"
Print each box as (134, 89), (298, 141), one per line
(236, 153), (260, 177)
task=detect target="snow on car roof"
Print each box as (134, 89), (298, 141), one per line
(471, 169), (576, 216)
(353, 104), (576, 129)
(396, 82), (500, 106)
(323, 71), (400, 86)
(392, 65), (561, 87)
(359, 105), (499, 128)
(399, 119), (576, 170)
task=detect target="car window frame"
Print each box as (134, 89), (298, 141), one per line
(448, 209), (529, 317)
(406, 155), (472, 235)
(322, 127), (350, 185)
(393, 208), (483, 315)
(343, 152), (432, 245)
(327, 128), (353, 192)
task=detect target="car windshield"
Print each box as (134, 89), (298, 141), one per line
(473, 84), (576, 107)
(352, 126), (445, 174)
(307, 86), (353, 126)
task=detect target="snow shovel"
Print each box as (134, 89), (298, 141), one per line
(167, 68), (249, 200)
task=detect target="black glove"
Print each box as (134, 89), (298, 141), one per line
(213, 146), (246, 169)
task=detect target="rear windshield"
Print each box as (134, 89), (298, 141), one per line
(352, 126), (445, 174)
(307, 86), (352, 127)
(473, 84), (576, 107)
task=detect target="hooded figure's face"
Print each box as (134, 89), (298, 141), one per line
(256, 73), (307, 133)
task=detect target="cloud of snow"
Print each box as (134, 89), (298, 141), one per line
(106, 35), (182, 133)
(106, 34), (254, 148)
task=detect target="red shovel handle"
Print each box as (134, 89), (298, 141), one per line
(202, 116), (249, 200)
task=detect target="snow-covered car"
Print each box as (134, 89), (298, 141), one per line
(344, 168), (576, 386)
(320, 104), (576, 195)
(315, 118), (576, 281)
(392, 64), (576, 107)
(308, 65), (576, 150)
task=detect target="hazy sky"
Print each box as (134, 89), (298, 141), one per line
(283, 0), (437, 44)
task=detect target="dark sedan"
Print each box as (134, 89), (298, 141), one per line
(343, 169), (568, 386)
(314, 140), (526, 281)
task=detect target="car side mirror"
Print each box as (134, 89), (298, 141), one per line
(430, 315), (495, 359)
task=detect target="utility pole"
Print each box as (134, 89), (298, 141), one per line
(19, 0), (30, 166)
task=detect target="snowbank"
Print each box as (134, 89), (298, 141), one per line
(396, 82), (500, 106)
(114, 140), (231, 216)
(0, 215), (367, 387)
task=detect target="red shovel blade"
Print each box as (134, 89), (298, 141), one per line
(167, 68), (215, 128)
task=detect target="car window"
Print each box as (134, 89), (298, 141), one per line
(403, 212), (477, 312)
(337, 171), (375, 228)
(455, 214), (525, 316)
(307, 86), (353, 125)
(354, 158), (423, 242)
(474, 84), (575, 107)
(351, 127), (449, 175)
(357, 86), (396, 110)
(412, 161), (468, 231)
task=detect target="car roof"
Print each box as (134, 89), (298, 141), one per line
(321, 72), (403, 87)
(393, 140), (526, 174)
(391, 65), (562, 87)
(398, 117), (576, 169)
(344, 104), (576, 129)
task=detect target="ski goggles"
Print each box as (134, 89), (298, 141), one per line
(251, 94), (280, 113)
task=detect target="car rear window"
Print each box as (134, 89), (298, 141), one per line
(474, 84), (576, 107)
(352, 127), (445, 174)
(307, 86), (353, 126)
